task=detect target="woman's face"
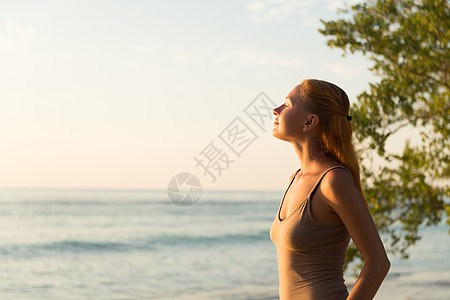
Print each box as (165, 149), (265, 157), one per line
(272, 86), (307, 142)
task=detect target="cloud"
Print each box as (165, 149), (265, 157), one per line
(133, 43), (223, 64)
(300, 15), (321, 28)
(237, 0), (315, 23)
(132, 43), (307, 74)
(169, 43), (221, 63)
(0, 19), (35, 52)
(325, 0), (359, 12)
(134, 45), (158, 54)
(325, 63), (366, 79)
(216, 49), (306, 68)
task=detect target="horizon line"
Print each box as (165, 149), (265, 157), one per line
(0, 186), (284, 193)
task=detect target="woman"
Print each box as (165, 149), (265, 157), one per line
(269, 79), (390, 300)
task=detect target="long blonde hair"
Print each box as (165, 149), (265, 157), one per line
(298, 79), (364, 198)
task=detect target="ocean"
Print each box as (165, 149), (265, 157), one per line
(0, 189), (449, 300)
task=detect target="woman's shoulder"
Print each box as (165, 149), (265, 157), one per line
(322, 166), (353, 186)
(319, 166), (360, 205)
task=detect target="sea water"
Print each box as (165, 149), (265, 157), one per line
(0, 189), (448, 300)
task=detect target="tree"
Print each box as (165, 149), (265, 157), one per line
(319, 0), (449, 273)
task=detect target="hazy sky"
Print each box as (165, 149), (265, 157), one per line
(1, 0), (408, 191)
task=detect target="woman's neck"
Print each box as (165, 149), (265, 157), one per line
(291, 140), (339, 175)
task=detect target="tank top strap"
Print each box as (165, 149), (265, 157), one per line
(293, 168), (302, 181)
(277, 168), (302, 222)
(308, 166), (351, 200)
(281, 168), (302, 203)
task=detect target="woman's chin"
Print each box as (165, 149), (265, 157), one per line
(272, 130), (290, 142)
(272, 129), (282, 139)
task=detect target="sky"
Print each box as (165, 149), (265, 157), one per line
(0, 0), (410, 191)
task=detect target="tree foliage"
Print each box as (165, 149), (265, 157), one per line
(319, 0), (449, 271)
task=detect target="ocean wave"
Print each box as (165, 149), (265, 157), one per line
(151, 230), (270, 247)
(0, 240), (134, 258)
(0, 230), (271, 258)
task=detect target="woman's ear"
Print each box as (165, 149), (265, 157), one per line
(304, 114), (319, 130)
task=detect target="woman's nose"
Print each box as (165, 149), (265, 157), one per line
(273, 105), (281, 116)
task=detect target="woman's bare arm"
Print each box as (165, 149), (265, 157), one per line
(321, 168), (390, 300)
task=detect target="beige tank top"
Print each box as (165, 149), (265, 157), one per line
(270, 166), (350, 300)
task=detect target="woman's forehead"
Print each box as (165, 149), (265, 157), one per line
(286, 85), (301, 102)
